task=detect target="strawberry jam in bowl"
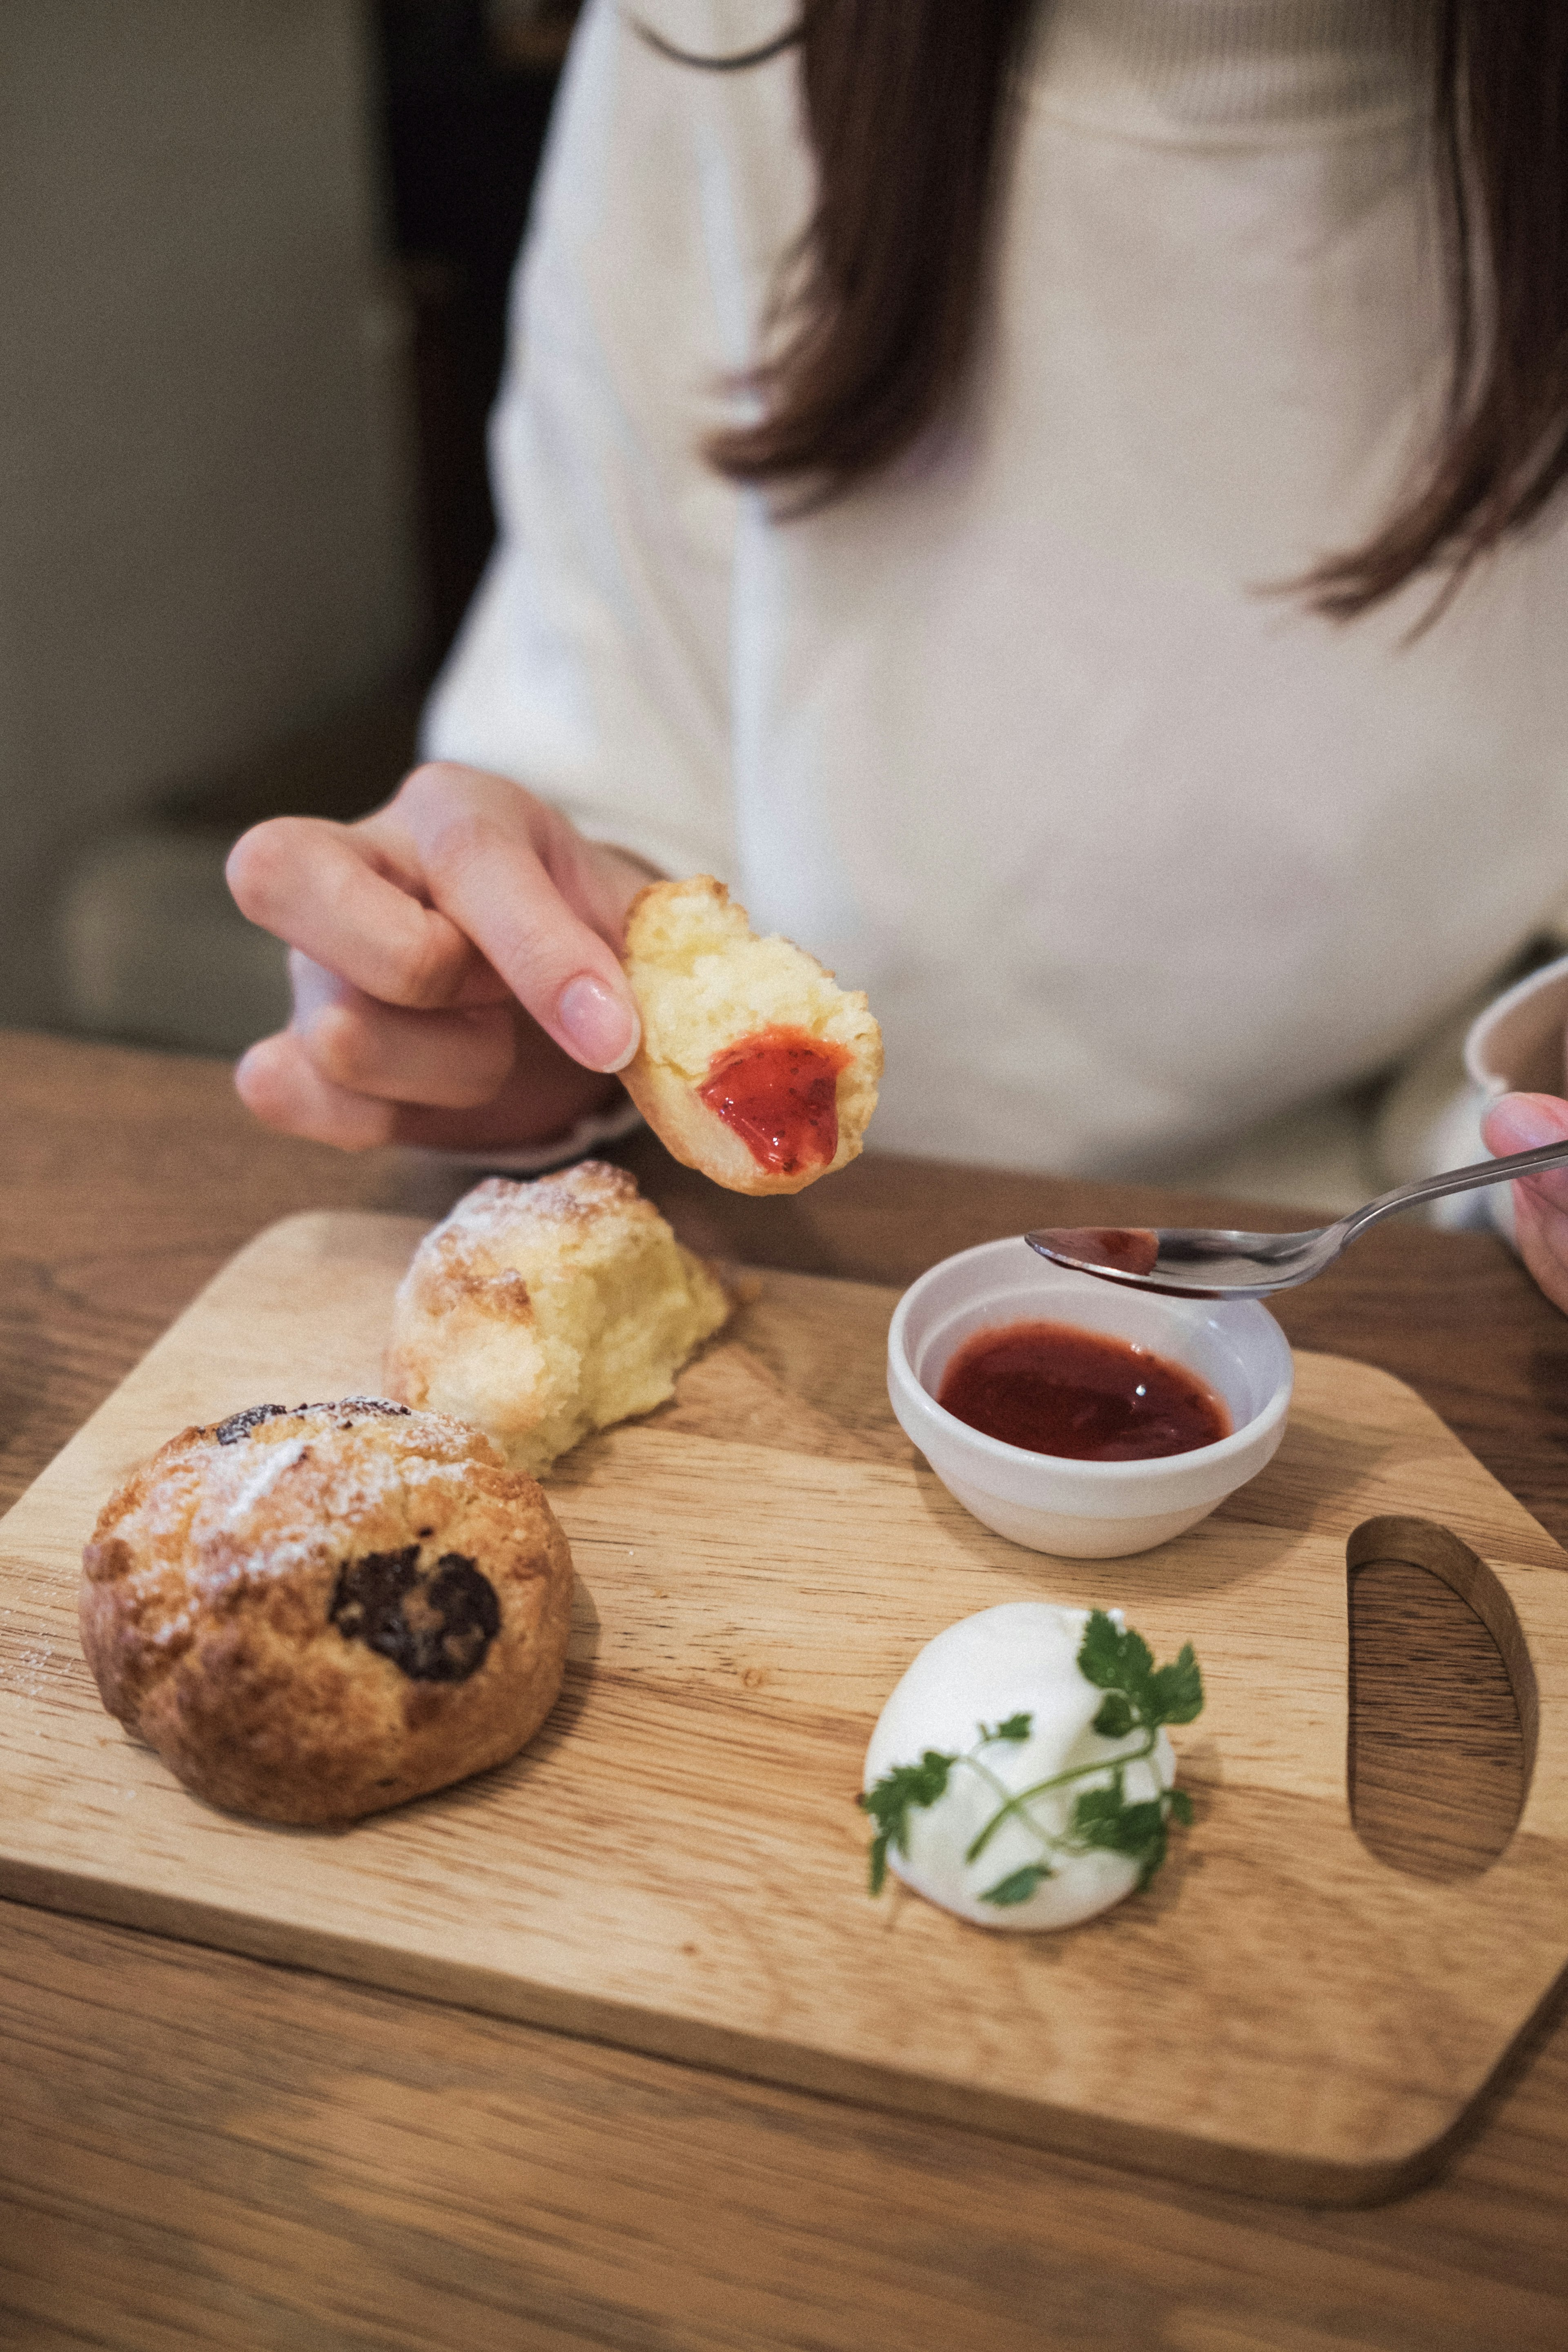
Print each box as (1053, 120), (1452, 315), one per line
(935, 1319), (1232, 1461)
(887, 1238), (1293, 1558)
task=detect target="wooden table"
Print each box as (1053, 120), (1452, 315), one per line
(3, 1029), (1566, 2350)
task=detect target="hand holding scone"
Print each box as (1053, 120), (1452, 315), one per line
(620, 877), (882, 1195)
(226, 764), (653, 1153)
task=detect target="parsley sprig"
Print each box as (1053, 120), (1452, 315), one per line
(859, 1610), (1203, 1908)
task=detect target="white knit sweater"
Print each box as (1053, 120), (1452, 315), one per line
(425, 0), (1568, 1204)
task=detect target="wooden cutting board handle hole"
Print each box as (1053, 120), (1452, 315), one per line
(1345, 1515), (1533, 1885)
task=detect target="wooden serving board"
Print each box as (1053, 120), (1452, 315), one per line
(3, 1212), (1568, 2206)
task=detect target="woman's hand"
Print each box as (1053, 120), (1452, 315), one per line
(226, 764), (653, 1152)
(1481, 1091), (1568, 1313)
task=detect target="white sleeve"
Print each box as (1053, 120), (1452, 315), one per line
(420, 0), (795, 884)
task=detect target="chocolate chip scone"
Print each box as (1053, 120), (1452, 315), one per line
(79, 1396), (574, 1823)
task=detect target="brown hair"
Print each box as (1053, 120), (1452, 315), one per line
(643, 1), (1568, 621)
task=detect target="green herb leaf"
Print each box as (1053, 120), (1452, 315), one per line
(1166, 1787), (1194, 1825)
(1135, 1822), (1173, 1889)
(1091, 1692), (1134, 1740)
(1069, 1779), (1176, 1889)
(1147, 1644), (1205, 1725)
(1078, 1611), (1154, 1706)
(980, 1712), (1033, 1745)
(1077, 1613), (1204, 1733)
(858, 1750), (955, 1893)
(1098, 1797), (1169, 1855)
(1069, 1773), (1128, 1836)
(980, 1863), (1051, 1907)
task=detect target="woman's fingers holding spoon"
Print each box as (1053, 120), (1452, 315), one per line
(1482, 1092), (1568, 1207)
(1482, 1092), (1568, 1314)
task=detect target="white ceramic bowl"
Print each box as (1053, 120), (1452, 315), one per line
(887, 1237), (1294, 1558)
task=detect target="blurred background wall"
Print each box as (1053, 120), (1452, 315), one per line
(0, 0), (576, 1053)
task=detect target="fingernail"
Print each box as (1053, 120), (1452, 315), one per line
(557, 973), (639, 1071)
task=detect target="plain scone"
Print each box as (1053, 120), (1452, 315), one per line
(384, 1163), (731, 1478)
(79, 1397), (575, 1824)
(620, 874), (882, 1195)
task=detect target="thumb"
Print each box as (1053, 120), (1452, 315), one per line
(1482, 1091), (1568, 1213)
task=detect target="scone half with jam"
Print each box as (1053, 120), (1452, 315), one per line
(619, 875), (882, 1196)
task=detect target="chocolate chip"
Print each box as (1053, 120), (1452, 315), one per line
(329, 1547), (499, 1683)
(331, 1396), (412, 1421)
(214, 1404), (293, 1445)
(213, 1397), (412, 1446)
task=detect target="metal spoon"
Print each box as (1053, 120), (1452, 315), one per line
(1025, 1138), (1568, 1299)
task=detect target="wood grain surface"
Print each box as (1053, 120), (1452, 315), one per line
(4, 1207), (1568, 2207)
(3, 1033), (1568, 2348)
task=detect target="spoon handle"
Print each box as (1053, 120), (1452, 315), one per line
(1342, 1136), (1568, 1241)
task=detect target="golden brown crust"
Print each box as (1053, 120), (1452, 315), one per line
(383, 1165), (732, 1478)
(78, 1397), (574, 1824)
(619, 1055), (782, 1196)
(620, 875), (882, 1197)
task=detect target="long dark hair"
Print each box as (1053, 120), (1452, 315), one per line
(643, 1), (1568, 621)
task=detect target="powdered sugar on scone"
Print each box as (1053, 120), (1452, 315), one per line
(384, 1165), (731, 1478)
